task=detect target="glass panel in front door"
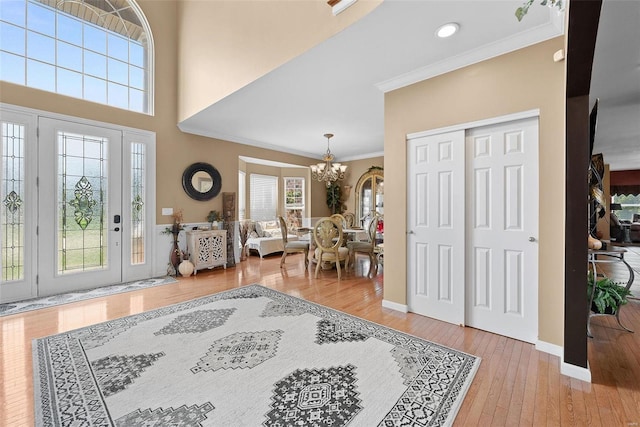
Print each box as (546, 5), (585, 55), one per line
(57, 131), (109, 274)
(130, 142), (145, 265)
(1, 122), (25, 281)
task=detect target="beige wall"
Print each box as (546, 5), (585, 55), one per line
(176, 0), (382, 122)
(384, 37), (566, 346)
(0, 0), (328, 225)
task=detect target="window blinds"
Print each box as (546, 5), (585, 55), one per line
(249, 174), (278, 220)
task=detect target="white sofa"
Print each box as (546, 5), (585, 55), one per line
(244, 220), (299, 258)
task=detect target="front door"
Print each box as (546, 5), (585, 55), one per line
(37, 118), (123, 296)
(407, 130), (466, 325)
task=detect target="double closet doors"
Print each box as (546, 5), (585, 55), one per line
(1, 107), (155, 303)
(407, 115), (539, 343)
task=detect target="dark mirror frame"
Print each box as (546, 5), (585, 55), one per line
(182, 162), (222, 201)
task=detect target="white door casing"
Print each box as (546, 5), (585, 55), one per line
(465, 117), (539, 343)
(407, 130), (466, 325)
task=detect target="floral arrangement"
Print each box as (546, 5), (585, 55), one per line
(207, 210), (221, 224)
(162, 209), (184, 235)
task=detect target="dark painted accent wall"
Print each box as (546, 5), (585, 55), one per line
(564, 0), (602, 369)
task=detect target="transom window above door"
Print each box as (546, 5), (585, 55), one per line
(0, 0), (154, 114)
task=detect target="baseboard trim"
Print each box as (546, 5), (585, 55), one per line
(560, 360), (592, 383)
(382, 299), (408, 313)
(536, 340), (592, 383)
(535, 340), (562, 357)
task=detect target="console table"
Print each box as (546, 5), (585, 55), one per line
(587, 247), (634, 337)
(186, 229), (227, 274)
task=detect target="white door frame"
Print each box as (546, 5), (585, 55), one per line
(0, 103), (156, 303)
(406, 109), (540, 339)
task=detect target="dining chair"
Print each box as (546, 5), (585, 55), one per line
(343, 212), (356, 229)
(330, 214), (347, 228)
(313, 217), (349, 279)
(278, 216), (309, 268)
(347, 215), (379, 277)
(330, 213), (351, 246)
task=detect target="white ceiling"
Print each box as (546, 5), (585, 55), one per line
(179, 0), (638, 170)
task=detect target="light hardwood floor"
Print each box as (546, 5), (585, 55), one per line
(1, 252), (639, 426)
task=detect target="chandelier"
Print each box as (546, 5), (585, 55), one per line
(310, 133), (347, 187)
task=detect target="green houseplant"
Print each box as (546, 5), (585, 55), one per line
(326, 182), (343, 215)
(207, 210), (221, 228)
(587, 272), (631, 314)
(515, 0), (563, 21)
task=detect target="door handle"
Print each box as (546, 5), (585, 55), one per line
(407, 230), (415, 234)
(113, 227), (120, 232)
(528, 236), (536, 242)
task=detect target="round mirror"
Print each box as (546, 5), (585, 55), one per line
(182, 162), (222, 201)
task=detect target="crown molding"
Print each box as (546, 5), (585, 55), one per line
(340, 151), (385, 162)
(376, 10), (565, 94)
(178, 123), (320, 160)
(178, 123), (383, 163)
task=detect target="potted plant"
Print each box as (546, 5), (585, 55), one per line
(207, 210), (221, 229)
(587, 272), (631, 314)
(326, 182), (343, 215)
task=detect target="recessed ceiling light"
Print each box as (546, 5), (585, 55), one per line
(436, 23), (459, 38)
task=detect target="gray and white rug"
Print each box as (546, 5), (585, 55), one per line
(1, 277), (177, 317)
(33, 285), (480, 426)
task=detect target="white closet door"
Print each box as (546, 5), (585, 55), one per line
(407, 130), (466, 325)
(466, 117), (539, 343)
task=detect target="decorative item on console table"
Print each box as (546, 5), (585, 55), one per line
(161, 209), (184, 276)
(207, 210), (222, 229)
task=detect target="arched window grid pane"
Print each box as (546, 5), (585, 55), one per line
(0, 0), (153, 115)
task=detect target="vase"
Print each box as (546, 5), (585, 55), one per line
(170, 232), (181, 275)
(178, 259), (195, 277)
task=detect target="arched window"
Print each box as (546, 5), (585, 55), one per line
(0, 0), (154, 114)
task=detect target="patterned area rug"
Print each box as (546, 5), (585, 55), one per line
(0, 277), (177, 317)
(33, 285), (480, 426)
